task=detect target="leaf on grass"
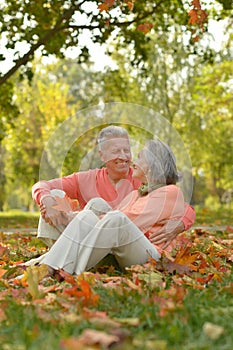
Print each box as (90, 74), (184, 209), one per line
(79, 329), (119, 347)
(61, 329), (119, 349)
(2, 265), (24, 279)
(203, 322), (224, 340)
(114, 317), (140, 326)
(195, 273), (214, 284)
(89, 316), (121, 328)
(133, 339), (167, 350)
(63, 279), (99, 306)
(165, 260), (192, 274)
(226, 226), (233, 233)
(24, 264), (49, 299)
(0, 308), (6, 322)
(174, 245), (199, 269)
(60, 312), (82, 323)
(0, 268), (8, 278)
(137, 271), (163, 288)
(0, 245), (10, 260)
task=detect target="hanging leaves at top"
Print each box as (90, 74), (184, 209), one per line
(188, 0), (208, 41)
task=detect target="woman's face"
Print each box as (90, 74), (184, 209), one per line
(132, 148), (149, 183)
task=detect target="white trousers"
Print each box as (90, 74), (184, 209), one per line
(40, 207), (160, 275)
(37, 191), (112, 248)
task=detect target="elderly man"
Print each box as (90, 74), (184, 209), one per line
(32, 125), (195, 249)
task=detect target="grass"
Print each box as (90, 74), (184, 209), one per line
(194, 205), (233, 226)
(0, 210), (39, 229)
(0, 207), (232, 349)
(0, 204), (232, 229)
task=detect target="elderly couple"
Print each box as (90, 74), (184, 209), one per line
(29, 125), (195, 276)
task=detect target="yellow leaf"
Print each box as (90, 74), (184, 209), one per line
(114, 317), (140, 326)
(138, 271), (163, 288)
(211, 241), (224, 250)
(203, 322), (224, 339)
(24, 264), (49, 299)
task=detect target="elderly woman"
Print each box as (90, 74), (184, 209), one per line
(39, 139), (187, 275)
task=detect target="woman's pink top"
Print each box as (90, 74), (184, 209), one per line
(117, 185), (186, 252)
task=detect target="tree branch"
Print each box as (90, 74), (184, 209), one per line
(0, 5), (78, 85)
(0, 0), (167, 85)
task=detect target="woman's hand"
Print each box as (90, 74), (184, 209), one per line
(149, 220), (185, 249)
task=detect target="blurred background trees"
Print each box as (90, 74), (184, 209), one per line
(0, 0), (232, 210)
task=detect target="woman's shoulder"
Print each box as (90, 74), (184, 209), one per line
(150, 184), (181, 196)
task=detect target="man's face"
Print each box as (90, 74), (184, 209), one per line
(99, 137), (132, 176)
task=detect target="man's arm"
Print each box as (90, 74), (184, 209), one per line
(149, 204), (196, 248)
(32, 174), (80, 227)
(32, 173), (80, 205)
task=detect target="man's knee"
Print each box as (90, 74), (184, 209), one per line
(104, 210), (128, 226)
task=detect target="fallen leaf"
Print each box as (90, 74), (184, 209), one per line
(52, 195), (79, 212)
(24, 264), (49, 299)
(78, 328), (119, 346)
(226, 226), (233, 233)
(0, 268), (8, 278)
(174, 245), (199, 267)
(164, 260), (192, 274)
(203, 322), (224, 339)
(138, 271), (163, 288)
(0, 308), (6, 322)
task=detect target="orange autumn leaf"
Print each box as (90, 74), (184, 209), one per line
(226, 226), (233, 233)
(195, 273), (214, 284)
(0, 268), (7, 278)
(105, 0), (115, 6)
(126, 1), (134, 11)
(191, 0), (201, 9)
(137, 22), (154, 34)
(98, 3), (109, 12)
(188, 9), (198, 25)
(63, 279), (99, 306)
(174, 245), (199, 267)
(188, 0), (208, 34)
(188, 8), (208, 26)
(98, 0), (115, 13)
(59, 269), (77, 285)
(52, 195), (79, 212)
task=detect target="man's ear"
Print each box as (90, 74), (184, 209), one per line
(99, 150), (105, 162)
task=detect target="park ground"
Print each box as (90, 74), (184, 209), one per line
(0, 206), (232, 350)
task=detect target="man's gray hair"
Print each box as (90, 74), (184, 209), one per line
(144, 140), (179, 185)
(97, 125), (129, 150)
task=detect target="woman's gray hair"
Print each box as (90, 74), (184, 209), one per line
(144, 140), (179, 185)
(97, 125), (130, 150)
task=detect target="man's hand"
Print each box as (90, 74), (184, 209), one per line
(149, 220), (185, 249)
(40, 196), (69, 227)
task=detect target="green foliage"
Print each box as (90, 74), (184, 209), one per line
(0, 0), (232, 209)
(183, 60), (233, 203)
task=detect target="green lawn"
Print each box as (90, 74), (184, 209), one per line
(0, 207), (232, 350)
(0, 210), (39, 229)
(0, 205), (232, 229)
